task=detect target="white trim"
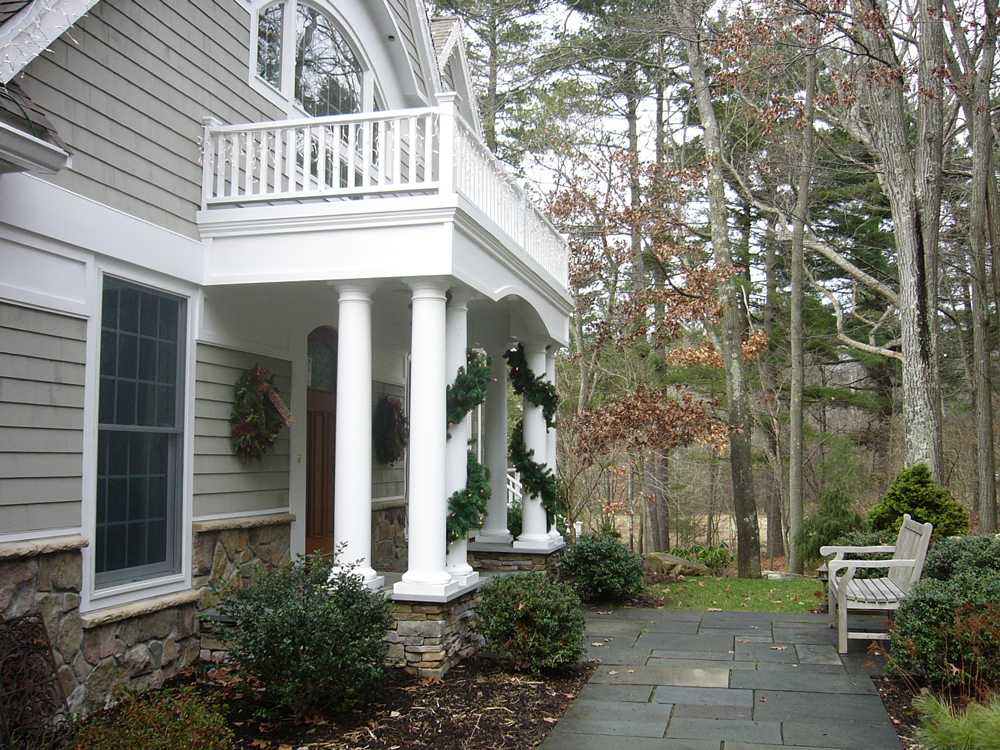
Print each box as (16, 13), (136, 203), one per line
(79, 265), (200, 615)
(192, 508), (291, 523)
(0, 0), (99, 83)
(0, 527), (83, 543)
(0, 120), (71, 174)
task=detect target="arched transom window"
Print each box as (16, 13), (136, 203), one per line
(254, 1), (372, 117)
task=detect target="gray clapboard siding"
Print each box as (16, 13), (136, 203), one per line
(0, 303), (85, 534)
(387, 0), (426, 96)
(21, 0), (283, 239)
(193, 343), (291, 518)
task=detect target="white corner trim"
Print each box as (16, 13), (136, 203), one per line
(0, 119), (70, 174)
(0, 0), (100, 84)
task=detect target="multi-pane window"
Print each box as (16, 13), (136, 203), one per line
(255, 1), (365, 117)
(95, 278), (185, 587)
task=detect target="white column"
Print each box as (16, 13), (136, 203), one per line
(394, 280), (459, 600)
(513, 343), (560, 551)
(333, 283), (383, 588)
(444, 291), (478, 585)
(477, 346), (513, 544)
(545, 349), (564, 543)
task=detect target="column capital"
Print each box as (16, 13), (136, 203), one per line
(405, 277), (449, 300)
(335, 281), (375, 301)
(447, 287), (474, 310)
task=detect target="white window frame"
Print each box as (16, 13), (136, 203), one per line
(247, 0), (380, 119)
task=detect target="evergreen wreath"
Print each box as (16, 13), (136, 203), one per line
(446, 349), (493, 426)
(503, 344), (558, 428)
(446, 451), (492, 547)
(372, 395), (408, 465)
(231, 365), (292, 461)
(509, 419), (566, 517)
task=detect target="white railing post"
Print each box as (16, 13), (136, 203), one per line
(435, 92), (457, 196)
(201, 116), (221, 210)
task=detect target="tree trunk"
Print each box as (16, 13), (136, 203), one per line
(788, 22), (816, 574)
(849, 0), (943, 480)
(685, 14), (760, 577)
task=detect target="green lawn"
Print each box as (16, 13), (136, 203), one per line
(652, 576), (825, 613)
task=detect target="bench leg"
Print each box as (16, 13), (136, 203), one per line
(837, 595), (848, 654)
(828, 581), (836, 628)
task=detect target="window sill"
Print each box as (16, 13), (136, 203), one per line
(81, 588), (201, 629)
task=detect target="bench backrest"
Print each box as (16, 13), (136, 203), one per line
(889, 514), (934, 592)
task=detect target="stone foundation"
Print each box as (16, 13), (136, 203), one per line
(371, 500), (408, 569)
(0, 538), (200, 713)
(467, 546), (562, 576)
(387, 591), (481, 678)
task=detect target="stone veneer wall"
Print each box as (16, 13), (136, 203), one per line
(0, 537), (200, 713)
(467, 548), (561, 575)
(192, 513), (294, 662)
(371, 500), (408, 569)
(387, 591), (481, 678)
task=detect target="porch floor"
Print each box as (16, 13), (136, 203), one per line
(542, 607), (904, 750)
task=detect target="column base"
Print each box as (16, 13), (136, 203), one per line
(365, 574), (386, 590)
(512, 536), (566, 553)
(392, 577), (468, 603)
(445, 569), (480, 588)
(472, 531), (514, 545)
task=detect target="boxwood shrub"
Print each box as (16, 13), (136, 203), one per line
(890, 570), (1000, 692)
(561, 533), (645, 603)
(477, 572), (585, 672)
(216, 553), (393, 716)
(922, 534), (1000, 582)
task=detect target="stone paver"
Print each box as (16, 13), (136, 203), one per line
(540, 607), (903, 750)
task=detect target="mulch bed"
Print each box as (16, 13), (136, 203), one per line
(876, 676), (922, 750)
(176, 658), (593, 750)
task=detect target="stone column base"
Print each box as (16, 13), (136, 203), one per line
(467, 546), (563, 575)
(386, 591), (482, 678)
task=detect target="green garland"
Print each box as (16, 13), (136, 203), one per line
(373, 395), (408, 465)
(509, 420), (566, 517)
(446, 349), (493, 426)
(503, 344), (558, 428)
(230, 365), (288, 461)
(446, 451), (492, 546)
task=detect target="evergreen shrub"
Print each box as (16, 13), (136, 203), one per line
(561, 533), (645, 603)
(868, 464), (969, 537)
(216, 552), (393, 716)
(477, 572), (585, 672)
(669, 542), (735, 577)
(914, 693), (1000, 750)
(891, 571), (1000, 694)
(795, 488), (864, 565)
(923, 534), (1000, 582)
(66, 687), (232, 750)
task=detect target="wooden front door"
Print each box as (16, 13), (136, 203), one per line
(306, 328), (337, 557)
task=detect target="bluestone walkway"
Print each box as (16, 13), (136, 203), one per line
(541, 607), (903, 750)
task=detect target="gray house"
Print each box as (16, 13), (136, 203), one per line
(0, 0), (570, 711)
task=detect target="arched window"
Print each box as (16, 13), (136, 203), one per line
(254, 1), (369, 117)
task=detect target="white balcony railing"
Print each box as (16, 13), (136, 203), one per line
(200, 100), (568, 287)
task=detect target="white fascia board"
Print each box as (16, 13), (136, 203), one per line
(0, 118), (70, 174)
(0, 0), (100, 84)
(407, 0), (441, 98)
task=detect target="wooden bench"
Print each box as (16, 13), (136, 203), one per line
(819, 514), (933, 653)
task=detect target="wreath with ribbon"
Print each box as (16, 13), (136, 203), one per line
(230, 365), (295, 461)
(373, 395), (408, 465)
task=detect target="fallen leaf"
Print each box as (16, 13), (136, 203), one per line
(708, 607), (722, 611)
(697, 581), (705, 588)
(598, 611), (612, 615)
(250, 741), (269, 749)
(543, 717), (558, 723)
(390, 711), (401, 718)
(591, 642), (605, 647)
(770, 646), (788, 650)
(760, 696), (767, 702)
(608, 670), (618, 675)
(627, 669), (635, 673)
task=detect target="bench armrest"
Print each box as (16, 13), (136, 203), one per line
(819, 545), (896, 557)
(828, 558), (916, 576)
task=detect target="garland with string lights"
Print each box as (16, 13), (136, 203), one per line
(446, 451), (492, 546)
(446, 349), (493, 426)
(503, 344), (558, 428)
(230, 365), (294, 461)
(444, 349), (492, 547)
(509, 419), (566, 517)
